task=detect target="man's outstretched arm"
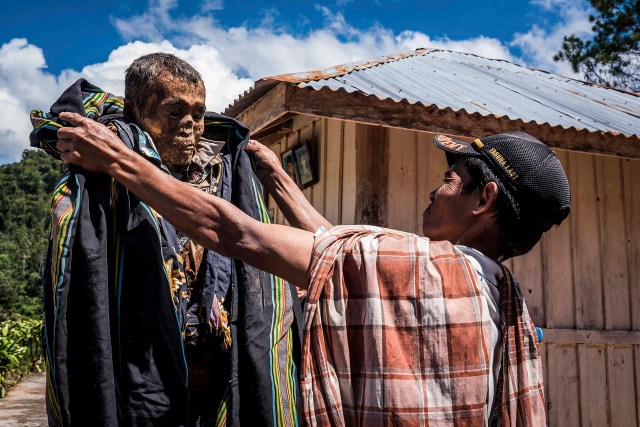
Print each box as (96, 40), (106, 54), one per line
(246, 140), (332, 232)
(56, 112), (314, 288)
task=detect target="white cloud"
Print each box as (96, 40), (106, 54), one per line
(0, 39), (67, 163)
(530, 0), (562, 11)
(62, 40), (253, 110)
(112, 3), (515, 80)
(202, 0), (223, 12)
(0, 1), (592, 163)
(0, 87), (33, 164)
(315, 6), (360, 37)
(111, 0), (179, 42)
(396, 31), (516, 62)
(0, 38), (251, 164)
(511, 0), (594, 77)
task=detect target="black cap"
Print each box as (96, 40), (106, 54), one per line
(433, 131), (571, 230)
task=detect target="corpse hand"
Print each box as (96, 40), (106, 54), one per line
(245, 139), (284, 184)
(56, 111), (123, 174)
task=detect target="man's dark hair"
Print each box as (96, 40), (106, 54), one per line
(124, 53), (204, 121)
(462, 158), (547, 260)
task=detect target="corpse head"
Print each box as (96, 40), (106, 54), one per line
(124, 53), (206, 169)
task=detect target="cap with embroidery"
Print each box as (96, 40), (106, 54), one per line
(433, 131), (571, 229)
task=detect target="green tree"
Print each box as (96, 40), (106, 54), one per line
(554, 0), (639, 92)
(0, 150), (66, 319)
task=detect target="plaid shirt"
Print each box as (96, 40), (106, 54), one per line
(302, 225), (545, 426)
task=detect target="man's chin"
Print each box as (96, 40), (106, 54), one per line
(422, 223), (438, 240)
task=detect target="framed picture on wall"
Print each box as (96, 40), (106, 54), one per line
(281, 149), (300, 186)
(294, 141), (317, 188)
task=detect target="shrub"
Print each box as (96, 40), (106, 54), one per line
(0, 319), (43, 397)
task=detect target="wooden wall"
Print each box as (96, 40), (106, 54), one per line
(265, 115), (357, 226)
(264, 116), (640, 426)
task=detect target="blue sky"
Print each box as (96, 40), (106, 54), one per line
(0, 0), (593, 163)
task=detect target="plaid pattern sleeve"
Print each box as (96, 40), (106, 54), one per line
(301, 225), (495, 426)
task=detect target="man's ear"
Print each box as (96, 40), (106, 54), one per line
(473, 182), (499, 216)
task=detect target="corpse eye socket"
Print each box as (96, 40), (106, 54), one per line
(168, 111), (181, 119)
(193, 107), (205, 121)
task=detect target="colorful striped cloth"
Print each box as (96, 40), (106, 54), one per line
(30, 89), (125, 159)
(33, 79), (189, 425)
(302, 225), (545, 426)
(32, 78), (302, 427)
(184, 116), (301, 427)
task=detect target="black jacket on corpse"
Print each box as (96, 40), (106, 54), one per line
(30, 79), (302, 426)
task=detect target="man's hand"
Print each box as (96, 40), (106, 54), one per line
(245, 139), (332, 232)
(56, 112), (124, 174)
(245, 140), (285, 185)
(57, 114), (314, 286)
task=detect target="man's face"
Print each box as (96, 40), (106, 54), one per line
(137, 72), (206, 167)
(422, 160), (481, 242)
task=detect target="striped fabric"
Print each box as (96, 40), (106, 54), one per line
(33, 78), (302, 426)
(177, 115), (301, 426)
(45, 175), (80, 426)
(248, 177), (299, 427)
(43, 165), (187, 426)
(302, 225), (545, 426)
(30, 87), (123, 159)
(42, 160), (189, 426)
(33, 79), (189, 425)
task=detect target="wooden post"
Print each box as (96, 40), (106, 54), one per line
(355, 124), (389, 227)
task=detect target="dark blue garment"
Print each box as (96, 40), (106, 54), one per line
(32, 80), (189, 426)
(31, 79), (303, 427)
(186, 113), (303, 427)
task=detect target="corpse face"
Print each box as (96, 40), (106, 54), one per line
(136, 72), (206, 167)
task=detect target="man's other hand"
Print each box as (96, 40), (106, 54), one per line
(57, 112), (123, 174)
(244, 139), (332, 232)
(245, 140), (284, 185)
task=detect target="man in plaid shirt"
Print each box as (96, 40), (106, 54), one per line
(56, 114), (568, 426)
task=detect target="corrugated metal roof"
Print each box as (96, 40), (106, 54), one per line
(226, 49), (640, 138)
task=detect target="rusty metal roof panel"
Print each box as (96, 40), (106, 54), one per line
(240, 49), (639, 137)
